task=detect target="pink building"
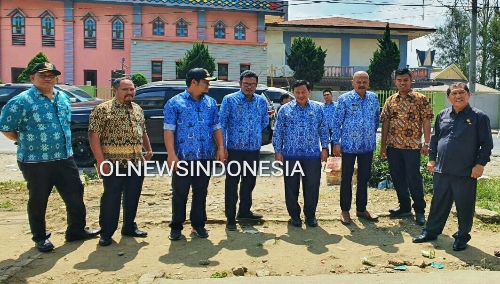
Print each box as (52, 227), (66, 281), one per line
(0, 0), (287, 87)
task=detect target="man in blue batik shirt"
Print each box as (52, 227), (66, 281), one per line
(0, 62), (99, 252)
(322, 89), (337, 156)
(273, 80), (329, 228)
(219, 70), (269, 231)
(332, 71), (380, 225)
(163, 68), (226, 241)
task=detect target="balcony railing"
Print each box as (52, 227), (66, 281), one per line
(324, 66), (354, 78)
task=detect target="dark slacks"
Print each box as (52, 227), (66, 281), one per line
(169, 160), (211, 230)
(99, 167), (145, 238)
(283, 158), (321, 220)
(18, 157), (87, 242)
(225, 149), (260, 221)
(386, 147), (426, 213)
(424, 173), (477, 242)
(340, 152), (373, 212)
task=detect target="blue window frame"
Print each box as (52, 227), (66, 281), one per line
(12, 12), (25, 35)
(234, 25), (245, 40)
(153, 19), (164, 36)
(214, 24), (226, 39)
(176, 20), (188, 37)
(112, 19), (124, 39)
(42, 15), (55, 36)
(84, 18), (96, 38)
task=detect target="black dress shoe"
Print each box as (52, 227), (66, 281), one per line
(226, 220), (237, 231)
(412, 232), (437, 243)
(389, 207), (412, 216)
(99, 237), (112, 246)
(415, 213), (426, 225)
(36, 239), (54, 252)
(236, 211), (263, 220)
(306, 218), (318, 227)
(66, 229), (101, 242)
(289, 217), (302, 227)
(453, 240), (468, 251)
(121, 229), (148, 238)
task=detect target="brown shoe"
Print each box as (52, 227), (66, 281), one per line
(340, 211), (351, 224)
(356, 210), (379, 221)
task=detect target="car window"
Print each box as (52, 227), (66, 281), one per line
(0, 88), (18, 98)
(134, 90), (165, 109)
(57, 86), (94, 102)
(208, 87), (239, 104)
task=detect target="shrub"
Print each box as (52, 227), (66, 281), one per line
(369, 141), (434, 192)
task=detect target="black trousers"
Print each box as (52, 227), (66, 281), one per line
(18, 157), (87, 242)
(340, 152), (373, 212)
(169, 160), (211, 230)
(283, 159), (321, 220)
(99, 167), (145, 238)
(225, 149), (260, 221)
(424, 173), (477, 242)
(386, 147), (426, 213)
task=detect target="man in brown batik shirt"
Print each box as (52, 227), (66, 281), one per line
(89, 78), (153, 246)
(380, 68), (434, 226)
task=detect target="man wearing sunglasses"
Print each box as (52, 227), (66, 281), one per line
(0, 62), (99, 252)
(219, 70), (269, 231)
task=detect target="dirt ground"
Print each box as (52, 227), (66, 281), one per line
(1, 152), (500, 283)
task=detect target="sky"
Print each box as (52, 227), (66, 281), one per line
(286, 0), (453, 67)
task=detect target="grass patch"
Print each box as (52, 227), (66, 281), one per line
(210, 271), (228, 278)
(0, 201), (13, 210)
(477, 178), (500, 214)
(0, 181), (26, 192)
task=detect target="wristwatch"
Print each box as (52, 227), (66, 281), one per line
(145, 151), (154, 156)
(423, 142), (430, 147)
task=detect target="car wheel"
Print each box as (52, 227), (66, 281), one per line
(71, 130), (95, 168)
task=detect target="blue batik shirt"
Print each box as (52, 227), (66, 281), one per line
(219, 91), (269, 151)
(322, 101), (337, 137)
(273, 100), (329, 159)
(0, 86), (73, 162)
(331, 90), (380, 154)
(163, 90), (221, 161)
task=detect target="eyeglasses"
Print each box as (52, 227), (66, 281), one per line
(242, 83), (257, 88)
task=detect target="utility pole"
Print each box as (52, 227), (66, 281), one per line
(469, 0), (478, 94)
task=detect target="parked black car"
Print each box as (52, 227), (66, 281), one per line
(69, 80), (277, 167)
(0, 83), (105, 167)
(132, 80), (277, 154)
(0, 83), (103, 111)
(263, 86), (294, 109)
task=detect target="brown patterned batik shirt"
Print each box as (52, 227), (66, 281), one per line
(88, 99), (146, 167)
(380, 91), (434, 149)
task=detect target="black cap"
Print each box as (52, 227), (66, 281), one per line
(31, 62), (61, 76)
(186, 68), (216, 81)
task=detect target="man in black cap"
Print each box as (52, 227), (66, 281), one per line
(0, 62), (99, 252)
(163, 68), (226, 240)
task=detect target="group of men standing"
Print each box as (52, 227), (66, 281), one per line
(0, 62), (495, 255)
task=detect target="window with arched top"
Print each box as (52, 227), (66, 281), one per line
(176, 20), (188, 37)
(152, 19), (165, 36)
(9, 8), (26, 45)
(234, 25), (246, 40)
(112, 19), (124, 39)
(82, 13), (97, 48)
(212, 19), (228, 39)
(40, 12), (55, 47)
(110, 16), (125, 50)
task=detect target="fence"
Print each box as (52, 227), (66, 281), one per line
(78, 86), (114, 100)
(374, 90), (446, 119)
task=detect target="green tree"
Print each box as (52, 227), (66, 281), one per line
(130, 72), (148, 87)
(286, 37), (326, 88)
(367, 23), (400, 90)
(487, 12), (500, 89)
(429, 8), (470, 76)
(17, 52), (50, 83)
(176, 42), (216, 79)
